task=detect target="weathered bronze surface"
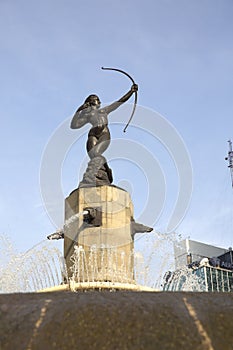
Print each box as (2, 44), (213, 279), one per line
(70, 79), (137, 187)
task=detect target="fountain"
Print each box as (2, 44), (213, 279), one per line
(44, 70), (156, 291)
(2, 70), (233, 350)
(0, 68), (200, 294)
(0, 230), (208, 294)
(0, 69), (155, 294)
(0, 235), (67, 293)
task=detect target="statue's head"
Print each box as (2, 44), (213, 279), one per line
(84, 95), (101, 108)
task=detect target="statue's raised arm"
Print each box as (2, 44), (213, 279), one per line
(102, 83), (138, 115)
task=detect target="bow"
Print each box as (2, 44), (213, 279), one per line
(101, 67), (137, 132)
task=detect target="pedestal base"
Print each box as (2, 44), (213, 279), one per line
(64, 185), (134, 283)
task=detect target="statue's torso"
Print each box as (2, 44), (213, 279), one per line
(86, 109), (109, 138)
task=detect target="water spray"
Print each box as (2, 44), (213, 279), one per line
(47, 210), (89, 240)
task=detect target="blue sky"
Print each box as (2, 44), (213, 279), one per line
(1, 0), (233, 254)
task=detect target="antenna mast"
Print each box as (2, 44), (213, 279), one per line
(225, 140), (233, 188)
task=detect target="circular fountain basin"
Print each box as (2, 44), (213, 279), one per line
(38, 282), (158, 292)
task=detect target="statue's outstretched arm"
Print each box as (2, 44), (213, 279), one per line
(103, 84), (138, 114)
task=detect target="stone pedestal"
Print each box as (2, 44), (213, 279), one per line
(64, 186), (134, 283)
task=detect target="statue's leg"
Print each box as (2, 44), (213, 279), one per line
(87, 132), (110, 158)
(87, 136), (97, 159)
(95, 133), (110, 155)
(84, 132), (113, 185)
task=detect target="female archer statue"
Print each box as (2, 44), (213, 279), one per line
(70, 68), (137, 187)
(70, 84), (138, 160)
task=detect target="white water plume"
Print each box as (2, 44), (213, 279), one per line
(0, 235), (67, 293)
(0, 231), (192, 292)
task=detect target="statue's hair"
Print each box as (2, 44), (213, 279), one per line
(77, 95), (100, 112)
(84, 94), (100, 104)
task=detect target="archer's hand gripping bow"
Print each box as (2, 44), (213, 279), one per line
(101, 67), (137, 133)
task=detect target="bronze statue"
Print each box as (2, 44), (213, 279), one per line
(46, 69), (153, 242)
(70, 84), (138, 159)
(70, 68), (138, 187)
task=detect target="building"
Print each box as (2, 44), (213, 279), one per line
(163, 239), (233, 292)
